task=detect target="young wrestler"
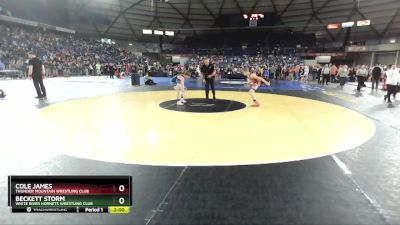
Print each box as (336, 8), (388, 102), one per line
(242, 67), (271, 107)
(172, 71), (191, 105)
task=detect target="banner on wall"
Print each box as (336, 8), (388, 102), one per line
(346, 46), (368, 52)
(346, 44), (400, 52)
(172, 56), (181, 63)
(316, 56), (331, 64)
(300, 52), (347, 57)
(304, 60), (317, 66)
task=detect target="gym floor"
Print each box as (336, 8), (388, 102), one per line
(0, 76), (399, 225)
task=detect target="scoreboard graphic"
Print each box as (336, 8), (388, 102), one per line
(8, 176), (132, 213)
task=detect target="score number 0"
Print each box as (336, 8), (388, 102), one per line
(118, 185), (125, 205)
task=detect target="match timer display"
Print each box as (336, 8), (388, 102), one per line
(8, 176), (131, 213)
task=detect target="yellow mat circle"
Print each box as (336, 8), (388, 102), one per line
(17, 91), (376, 166)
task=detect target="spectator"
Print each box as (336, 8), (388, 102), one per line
(371, 64), (383, 91)
(330, 64), (338, 83)
(384, 65), (400, 103)
(316, 65), (322, 84)
(349, 67), (356, 82)
(302, 65), (309, 82)
(356, 65), (369, 92)
(321, 64), (330, 85)
(338, 65), (349, 88)
(275, 65), (281, 80)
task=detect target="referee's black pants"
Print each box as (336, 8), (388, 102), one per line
(33, 76), (46, 97)
(205, 77), (215, 100)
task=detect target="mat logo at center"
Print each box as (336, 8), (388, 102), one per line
(189, 103), (215, 107)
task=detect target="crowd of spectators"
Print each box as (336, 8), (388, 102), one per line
(0, 24), (307, 79)
(187, 55), (399, 97)
(315, 64), (399, 92)
(185, 53), (303, 79)
(0, 24), (398, 94)
(0, 24), (151, 77)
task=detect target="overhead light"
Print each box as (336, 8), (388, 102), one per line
(154, 30), (163, 35)
(142, 29), (152, 34)
(390, 39), (396, 43)
(357, 20), (370, 26)
(129, 43), (133, 46)
(327, 23), (339, 29)
(341, 21), (354, 28)
(165, 31), (174, 36)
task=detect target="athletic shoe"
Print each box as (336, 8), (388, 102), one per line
(250, 101), (260, 107)
(181, 99), (187, 103)
(0, 94), (5, 98)
(177, 100), (184, 106)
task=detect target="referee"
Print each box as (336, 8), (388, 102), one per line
(200, 58), (217, 100)
(28, 51), (47, 99)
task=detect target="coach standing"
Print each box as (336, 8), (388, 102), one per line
(28, 51), (46, 99)
(200, 58), (217, 100)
